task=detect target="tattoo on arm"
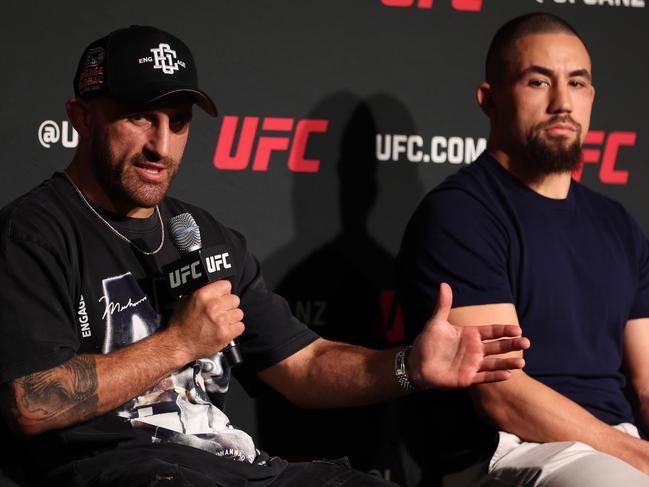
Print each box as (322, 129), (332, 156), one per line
(13, 355), (99, 427)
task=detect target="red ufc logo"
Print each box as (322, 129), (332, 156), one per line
(380, 0), (482, 11)
(573, 131), (637, 185)
(213, 116), (329, 172)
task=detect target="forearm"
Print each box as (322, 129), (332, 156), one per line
(259, 339), (405, 409)
(474, 371), (649, 474)
(1, 279), (243, 436)
(259, 303), (527, 408)
(5, 327), (190, 435)
(623, 319), (649, 437)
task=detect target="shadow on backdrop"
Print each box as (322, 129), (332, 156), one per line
(257, 92), (425, 485)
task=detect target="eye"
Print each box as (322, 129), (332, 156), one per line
(528, 79), (550, 88)
(569, 79), (588, 88)
(170, 113), (192, 133)
(128, 114), (152, 126)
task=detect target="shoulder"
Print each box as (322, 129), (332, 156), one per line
(407, 155), (511, 239)
(0, 174), (74, 251)
(420, 154), (508, 211)
(573, 183), (649, 257)
(573, 182), (639, 228)
(573, 181), (626, 213)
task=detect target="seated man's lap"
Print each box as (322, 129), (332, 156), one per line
(41, 443), (397, 487)
(443, 424), (649, 487)
(268, 459), (399, 487)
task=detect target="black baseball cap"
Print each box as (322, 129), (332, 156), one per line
(73, 25), (217, 117)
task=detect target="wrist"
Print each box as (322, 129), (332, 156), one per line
(157, 326), (193, 368)
(395, 346), (418, 393)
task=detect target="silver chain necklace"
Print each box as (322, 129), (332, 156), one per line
(63, 171), (165, 256)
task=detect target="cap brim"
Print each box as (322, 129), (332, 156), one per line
(146, 88), (218, 117)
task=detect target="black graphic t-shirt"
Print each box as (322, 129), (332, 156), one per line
(0, 172), (318, 477)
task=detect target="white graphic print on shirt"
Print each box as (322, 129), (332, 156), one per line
(98, 272), (257, 463)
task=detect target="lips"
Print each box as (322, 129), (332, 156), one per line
(545, 124), (577, 136)
(133, 162), (168, 182)
(539, 116), (580, 139)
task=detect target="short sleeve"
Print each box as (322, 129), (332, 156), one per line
(227, 230), (319, 375)
(0, 232), (79, 384)
(397, 188), (513, 337)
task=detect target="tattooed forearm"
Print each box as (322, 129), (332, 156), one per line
(13, 355), (99, 428)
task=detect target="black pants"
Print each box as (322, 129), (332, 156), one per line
(41, 444), (399, 487)
(267, 459), (398, 487)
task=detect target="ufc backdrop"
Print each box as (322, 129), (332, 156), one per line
(2, 0), (648, 483)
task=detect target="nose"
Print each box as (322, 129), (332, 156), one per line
(144, 116), (171, 161)
(549, 82), (573, 114)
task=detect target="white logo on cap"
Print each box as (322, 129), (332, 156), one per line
(150, 43), (186, 75)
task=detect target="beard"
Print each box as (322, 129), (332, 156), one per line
(526, 116), (583, 174)
(90, 127), (180, 211)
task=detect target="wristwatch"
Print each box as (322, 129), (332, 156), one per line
(395, 345), (417, 393)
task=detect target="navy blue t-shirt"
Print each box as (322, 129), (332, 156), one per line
(398, 153), (649, 428)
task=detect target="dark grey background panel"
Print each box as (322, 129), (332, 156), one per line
(1, 0), (647, 481)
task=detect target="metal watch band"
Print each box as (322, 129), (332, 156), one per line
(395, 345), (417, 393)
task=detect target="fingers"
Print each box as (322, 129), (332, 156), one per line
(431, 282), (453, 323)
(478, 357), (525, 372)
(478, 324), (526, 340)
(207, 293), (240, 314)
(213, 307), (244, 327)
(482, 337), (530, 356)
(197, 279), (233, 298)
(181, 279), (244, 331)
(206, 292), (244, 337)
(168, 279), (246, 362)
(223, 314), (245, 341)
(468, 358), (527, 384)
(471, 370), (513, 384)
(194, 281), (241, 317)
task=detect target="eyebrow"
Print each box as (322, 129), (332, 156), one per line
(520, 65), (592, 81)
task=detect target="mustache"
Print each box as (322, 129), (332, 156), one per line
(537, 115), (582, 132)
(130, 152), (178, 169)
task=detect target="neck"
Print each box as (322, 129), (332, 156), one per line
(66, 154), (154, 218)
(63, 164), (165, 256)
(488, 147), (572, 200)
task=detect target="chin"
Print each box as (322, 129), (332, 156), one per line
(527, 139), (582, 175)
(125, 186), (169, 210)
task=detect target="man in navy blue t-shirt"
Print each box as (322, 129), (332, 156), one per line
(398, 13), (649, 487)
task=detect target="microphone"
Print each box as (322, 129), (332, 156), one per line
(162, 212), (243, 367)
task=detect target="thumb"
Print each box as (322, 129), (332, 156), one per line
(432, 282), (453, 322)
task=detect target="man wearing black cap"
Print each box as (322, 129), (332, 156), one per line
(0, 26), (528, 486)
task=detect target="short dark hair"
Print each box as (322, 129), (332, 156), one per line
(485, 13), (587, 85)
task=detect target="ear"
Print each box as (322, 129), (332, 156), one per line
(65, 97), (92, 138)
(476, 82), (496, 119)
(590, 83), (596, 103)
